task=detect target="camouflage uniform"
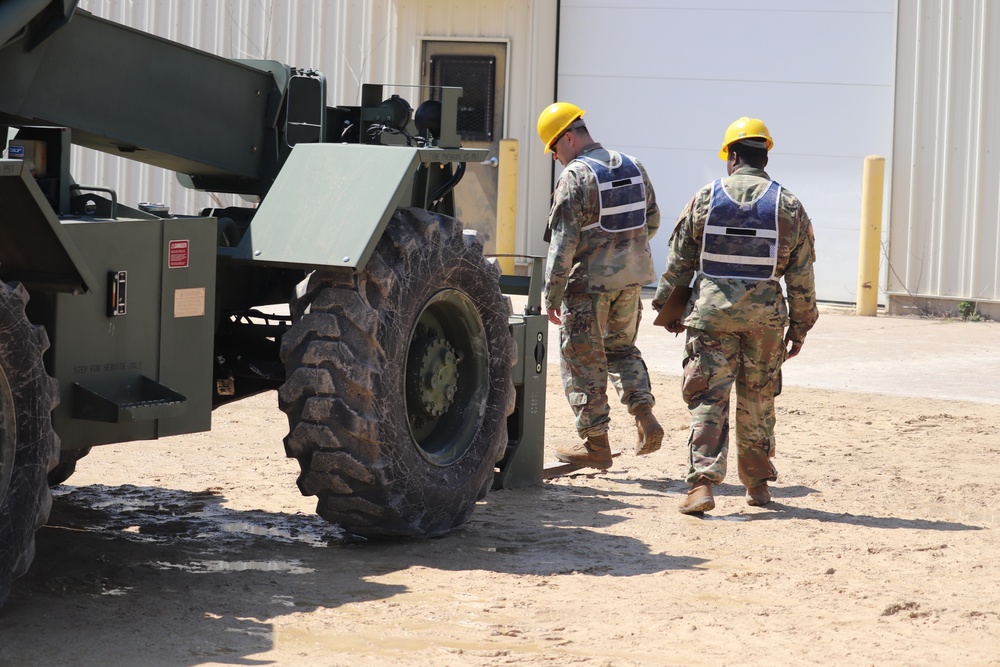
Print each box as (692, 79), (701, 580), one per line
(653, 166), (818, 487)
(544, 144), (660, 438)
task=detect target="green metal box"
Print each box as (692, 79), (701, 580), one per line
(42, 215), (217, 449)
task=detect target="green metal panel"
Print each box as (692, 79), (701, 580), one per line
(51, 218), (164, 447)
(157, 216), (217, 438)
(234, 143), (420, 270)
(48, 216), (216, 449)
(494, 310), (548, 489)
(0, 158), (96, 293)
(494, 258), (549, 489)
(0, 0), (64, 49)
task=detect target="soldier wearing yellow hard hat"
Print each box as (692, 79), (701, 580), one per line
(718, 116), (774, 161)
(535, 101), (664, 470)
(653, 116), (818, 515)
(536, 101), (586, 154)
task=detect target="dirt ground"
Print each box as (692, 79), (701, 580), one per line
(1, 318), (999, 666)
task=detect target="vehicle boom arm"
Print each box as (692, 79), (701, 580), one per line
(0, 2), (285, 195)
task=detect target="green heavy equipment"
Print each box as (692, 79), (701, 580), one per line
(0, 1), (548, 606)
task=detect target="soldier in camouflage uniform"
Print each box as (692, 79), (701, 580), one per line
(536, 102), (664, 469)
(653, 117), (818, 513)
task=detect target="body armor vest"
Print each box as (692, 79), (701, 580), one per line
(575, 154), (647, 233)
(700, 179), (781, 281)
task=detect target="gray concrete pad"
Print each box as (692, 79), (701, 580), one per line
(523, 296), (999, 405)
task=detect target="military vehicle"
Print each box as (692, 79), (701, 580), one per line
(0, 0), (547, 606)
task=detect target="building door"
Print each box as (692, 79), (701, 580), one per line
(422, 40), (507, 253)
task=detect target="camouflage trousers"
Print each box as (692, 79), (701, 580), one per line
(681, 327), (784, 487)
(559, 287), (655, 439)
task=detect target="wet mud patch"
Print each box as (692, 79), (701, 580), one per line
(49, 484), (343, 549)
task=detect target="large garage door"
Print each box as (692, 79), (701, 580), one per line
(557, 1), (895, 304)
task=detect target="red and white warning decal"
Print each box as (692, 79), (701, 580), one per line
(168, 240), (189, 268)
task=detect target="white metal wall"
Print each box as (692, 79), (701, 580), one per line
(888, 0), (1000, 316)
(555, 0), (896, 303)
(71, 1), (556, 265)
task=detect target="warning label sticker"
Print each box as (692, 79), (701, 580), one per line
(174, 287), (206, 318)
(168, 240), (189, 268)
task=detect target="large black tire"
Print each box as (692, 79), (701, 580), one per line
(47, 447), (91, 487)
(0, 281), (60, 605)
(279, 208), (515, 538)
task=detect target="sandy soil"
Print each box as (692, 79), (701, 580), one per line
(1, 335), (998, 666)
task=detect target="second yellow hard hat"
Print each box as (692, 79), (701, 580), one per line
(719, 116), (773, 160)
(537, 102), (586, 154)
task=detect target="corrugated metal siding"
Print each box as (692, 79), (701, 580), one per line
(888, 0), (1000, 312)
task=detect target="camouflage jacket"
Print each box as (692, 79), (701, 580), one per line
(543, 144), (660, 309)
(653, 166), (818, 343)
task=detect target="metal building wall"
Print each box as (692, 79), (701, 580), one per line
(888, 0), (1000, 317)
(555, 1), (896, 304)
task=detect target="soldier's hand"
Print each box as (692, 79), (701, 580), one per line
(784, 333), (804, 359)
(653, 285), (692, 334)
(547, 307), (562, 325)
(664, 320), (685, 335)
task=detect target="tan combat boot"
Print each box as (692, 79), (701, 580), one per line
(745, 482), (772, 506)
(555, 433), (613, 470)
(633, 403), (664, 456)
(678, 478), (715, 514)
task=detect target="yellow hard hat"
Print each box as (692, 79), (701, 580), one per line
(537, 102), (585, 153)
(719, 116), (774, 160)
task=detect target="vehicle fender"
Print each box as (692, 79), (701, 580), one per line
(232, 143), (420, 272)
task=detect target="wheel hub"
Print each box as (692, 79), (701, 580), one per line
(407, 325), (462, 423)
(403, 288), (489, 465)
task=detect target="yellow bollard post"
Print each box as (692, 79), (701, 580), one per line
(496, 138), (519, 275)
(856, 155), (885, 316)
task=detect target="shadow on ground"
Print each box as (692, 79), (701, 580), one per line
(0, 481), (705, 666)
